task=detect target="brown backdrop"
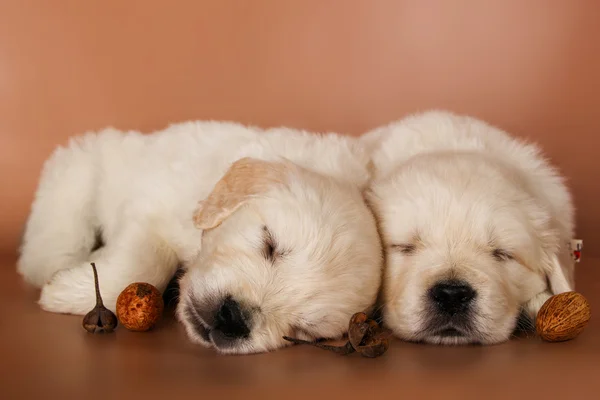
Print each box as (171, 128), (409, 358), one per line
(1, 0), (599, 257)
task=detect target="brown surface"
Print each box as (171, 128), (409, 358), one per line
(1, 2), (600, 398)
(1, 254), (599, 398)
(1, 1), (600, 256)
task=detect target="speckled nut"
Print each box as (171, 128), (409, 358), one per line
(536, 291), (591, 342)
(116, 283), (164, 332)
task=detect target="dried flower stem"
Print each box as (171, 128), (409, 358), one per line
(283, 336), (356, 355)
(90, 262), (103, 307)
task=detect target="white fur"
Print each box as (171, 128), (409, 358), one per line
(18, 121), (383, 354)
(363, 110), (575, 345)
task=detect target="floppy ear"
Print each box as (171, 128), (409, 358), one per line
(193, 157), (291, 231)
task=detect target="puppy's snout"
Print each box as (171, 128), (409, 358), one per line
(213, 297), (250, 340)
(429, 280), (476, 315)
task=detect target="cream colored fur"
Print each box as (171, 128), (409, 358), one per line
(363, 110), (575, 345)
(18, 121), (383, 354)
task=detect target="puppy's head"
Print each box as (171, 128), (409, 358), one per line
(367, 153), (571, 345)
(177, 157), (382, 354)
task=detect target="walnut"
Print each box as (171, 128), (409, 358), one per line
(536, 291), (591, 342)
(283, 312), (390, 358)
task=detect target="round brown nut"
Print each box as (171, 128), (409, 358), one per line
(116, 283), (164, 332)
(536, 291), (591, 342)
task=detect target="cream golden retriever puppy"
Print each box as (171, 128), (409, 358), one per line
(17, 122), (382, 354)
(362, 110), (575, 345)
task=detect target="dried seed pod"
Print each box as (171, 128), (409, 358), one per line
(356, 330), (390, 358)
(82, 263), (118, 333)
(349, 312), (390, 358)
(283, 311), (390, 358)
(536, 291), (591, 342)
(116, 282), (164, 332)
(348, 312), (370, 349)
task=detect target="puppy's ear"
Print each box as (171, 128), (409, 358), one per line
(193, 157), (291, 230)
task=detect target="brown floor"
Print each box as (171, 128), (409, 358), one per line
(1, 254), (599, 399)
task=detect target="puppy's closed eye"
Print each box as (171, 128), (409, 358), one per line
(262, 226), (277, 261)
(390, 243), (417, 255)
(261, 225), (292, 263)
(492, 248), (514, 262)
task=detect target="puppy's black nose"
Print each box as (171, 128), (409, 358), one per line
(213, 298), (250, 339)
(429, 280), (476, 315)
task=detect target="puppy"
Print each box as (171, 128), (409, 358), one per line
(18, 121), (383, 354)
(363, 110), (575, 345)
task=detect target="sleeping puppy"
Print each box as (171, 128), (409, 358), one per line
(362, 110), (575, 345)
(18, 122), (383, 354)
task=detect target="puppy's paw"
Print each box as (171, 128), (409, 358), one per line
(39, 266), (117, 315)
(522, 291), (552, 321)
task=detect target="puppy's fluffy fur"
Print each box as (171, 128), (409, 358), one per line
(18, 121), (383, 354)
(363, 110), (575, 345)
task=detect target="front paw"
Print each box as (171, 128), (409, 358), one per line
(39, 267), (112, 315)
(16, 257), (55, 289)
(522, 291), (552, 321)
